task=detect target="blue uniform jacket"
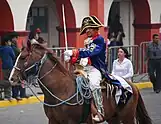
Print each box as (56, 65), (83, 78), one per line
(0, 46), (15, 70)
(78, 35), (107, 71)
(78, 35), (121, 86)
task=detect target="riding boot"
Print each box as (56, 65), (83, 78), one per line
(92, 88), (104, 122)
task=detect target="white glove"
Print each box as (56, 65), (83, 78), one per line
(64, 55), (71, 62)
(64, 50), (73, 62)
(64, 50), (73, 56)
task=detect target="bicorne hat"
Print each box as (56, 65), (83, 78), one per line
(80, 15), (104, 35)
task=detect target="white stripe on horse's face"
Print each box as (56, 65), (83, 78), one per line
(9, 53), (22, 83)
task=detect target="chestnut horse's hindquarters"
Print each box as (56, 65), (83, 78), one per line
(136, 92), (152, 124)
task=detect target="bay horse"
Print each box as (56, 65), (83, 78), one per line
(9, 43), (152, 124)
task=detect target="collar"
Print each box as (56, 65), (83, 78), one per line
(117, 58), (128, 64)
(152, 41), (161, 45)
(92, 33), (99, 40)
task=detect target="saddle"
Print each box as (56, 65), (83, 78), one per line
(73, 64), (108, 90)
(73, 64), (88, 78)
(73, 64), (132, 108)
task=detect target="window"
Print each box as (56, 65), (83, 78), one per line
(108, 2), (120, 26)
(26, 7), (48, 33)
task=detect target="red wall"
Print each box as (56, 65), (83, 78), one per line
(0, 0), (14, 32)
(0, 0), (14, 80)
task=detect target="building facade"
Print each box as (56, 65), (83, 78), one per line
(0, 0), (161, 48)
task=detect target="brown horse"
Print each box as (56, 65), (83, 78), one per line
(9, 44), (152, 124)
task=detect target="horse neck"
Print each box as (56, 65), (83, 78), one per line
(39, 58), (76, 100)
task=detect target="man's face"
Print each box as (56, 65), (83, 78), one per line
(153, 36), (159, 43)
(85, 28), (92, 37)
(12, 37), (18, 45)
(35, 33), (40, 40)
(85, 28), (97, 37)
(7, 41), (12, 46)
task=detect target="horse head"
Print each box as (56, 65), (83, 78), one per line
(9, 43), (54, 85)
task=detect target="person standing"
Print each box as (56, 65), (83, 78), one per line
(0, 35), (15, 101)
(9, 32), (29, 99)
(27, 30), (47, 48)
(108, 14), (125, 46)
(145, 34), (161, 93)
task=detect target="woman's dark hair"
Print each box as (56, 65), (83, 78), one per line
(119, 47), (131, 58)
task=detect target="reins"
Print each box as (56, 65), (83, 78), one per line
(15, 48), (92, 107)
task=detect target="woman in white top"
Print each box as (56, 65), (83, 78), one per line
(112, 47), (134, 82)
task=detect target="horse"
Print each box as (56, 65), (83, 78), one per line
(9, 43), (152, 124)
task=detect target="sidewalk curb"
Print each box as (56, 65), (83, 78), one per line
(135, 82), (152, 89)
(0, 82), (152, 108)
(0, 95), (44, 108)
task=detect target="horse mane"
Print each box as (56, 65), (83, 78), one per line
(32, 43), (72, 77)
(47, 53), (72, 76)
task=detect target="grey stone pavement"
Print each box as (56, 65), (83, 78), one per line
(0, 88), (161, 124)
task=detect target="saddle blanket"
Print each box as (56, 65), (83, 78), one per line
(109, 74), (133, 104)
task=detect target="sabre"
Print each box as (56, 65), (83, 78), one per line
(62, 4), (68, 50)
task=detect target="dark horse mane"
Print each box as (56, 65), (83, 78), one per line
(30, 43), (72, 77)
(47, 53), (72, 76)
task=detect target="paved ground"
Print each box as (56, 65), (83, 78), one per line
(0, 88), (161, 124)
(133, 73), (149, 82)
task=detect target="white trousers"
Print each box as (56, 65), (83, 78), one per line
(84, 66), (102, 91)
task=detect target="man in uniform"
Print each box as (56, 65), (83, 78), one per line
(64, 15), (106, 122)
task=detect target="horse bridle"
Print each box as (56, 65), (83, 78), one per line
(13, 47), (93, 107)
(13, 47), (57, 81)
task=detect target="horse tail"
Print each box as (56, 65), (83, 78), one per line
(136, 91), (152, 124)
